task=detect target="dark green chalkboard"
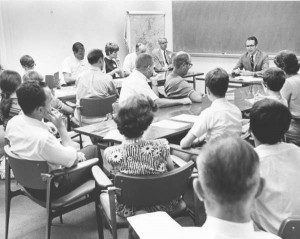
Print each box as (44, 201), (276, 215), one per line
(173, 1), (300, 55)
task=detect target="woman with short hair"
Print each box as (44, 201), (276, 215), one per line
(104, 42), (124, 78)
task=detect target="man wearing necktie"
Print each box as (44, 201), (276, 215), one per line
(232, 36), (269, 77)
(152, 37), (174, 71)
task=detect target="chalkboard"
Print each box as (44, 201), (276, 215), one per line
(173, 1), (300, 55)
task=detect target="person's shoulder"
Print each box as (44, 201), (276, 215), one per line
(257, 49), (269, 58)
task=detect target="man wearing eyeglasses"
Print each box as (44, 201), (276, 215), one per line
(232, 36), (269, 77)
(152, 37), (174, 71)
(165, 52), (203, 102)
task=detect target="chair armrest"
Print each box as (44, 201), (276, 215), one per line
(65, 101), (77, 109)
(92, 165), (113, 189)
(170, 155), (188, 167)
(51, 158), (99, 177)
(169, 143), (201, 156)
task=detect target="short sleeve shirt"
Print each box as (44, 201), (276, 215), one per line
(164, 74), (194, 99)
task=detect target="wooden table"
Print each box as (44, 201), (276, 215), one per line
(74, 86), (253, 144)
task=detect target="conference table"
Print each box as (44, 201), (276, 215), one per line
(73, 86), (253, 144)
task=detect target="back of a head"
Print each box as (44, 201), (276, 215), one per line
(16, 81), (46, 115)
(262, 67), (285, 92)
(197, 136), (259, 204)
(250, 98), (291, 144)
(20, 55), (35, 68)
(115, 94), (157, 139)
(135, 53), (153, 71)
(274, 50), (300, 75)
(72, 42), (84, 53)
(23, 71), (44, 83)
(87, 49), (103, 65)
(205, 68), (229, 97)
(173, 51), (190, 69)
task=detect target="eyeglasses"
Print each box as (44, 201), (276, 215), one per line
(246, 45), (255, 48)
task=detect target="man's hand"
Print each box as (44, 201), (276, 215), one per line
(45, 108), (65, 130)
(240, 70), (254, 76)
(181, 98), (192, 105)
(232, 68), (241, 75)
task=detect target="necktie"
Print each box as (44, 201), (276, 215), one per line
(250, 55), (254, 70)
(164, 51), (169, 65)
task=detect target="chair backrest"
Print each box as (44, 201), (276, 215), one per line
(114, 161), (194, 207)
(4, 145), (49, 190)
(45, 75), (56, 89)
(79, 95), (117, 117)
(278, 217), (300, 239)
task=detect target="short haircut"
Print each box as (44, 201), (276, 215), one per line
(262, 67), (286, 92)
(87, 49), (104, 65)
(20, 55), (35, 68)
(250, 98), (291, 144)
(72, 42), (84, 53)
(135, 42), (145, 52)
(23, 71), (43, 83)
(16, 81), (46, 115)
(173, 52), (190, 69)
(274, 50), (299, 75)
(205, 68), (229, 97)
(197, 136), (259, 204)
(247, 36), (258, 45)
(135, 53), (153, 71)
(105, 42), (119, 56)
(158, 37), (167, 44)
(115, 94), (157, 139)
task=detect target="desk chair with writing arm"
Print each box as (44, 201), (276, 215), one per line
(92, 160), (194, 239)
(4, 145), (101, 239)
(278, 217), (300, 239)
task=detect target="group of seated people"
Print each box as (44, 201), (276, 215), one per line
(0, 34), (300, 238)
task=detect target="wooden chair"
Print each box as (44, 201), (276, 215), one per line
(4, 145), (101, 239)
(92, 161), (194, 239)
(278, 217), (300, 239)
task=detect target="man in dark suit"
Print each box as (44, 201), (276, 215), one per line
(232, 36), (269, 77)
(152, 37), (173, 71)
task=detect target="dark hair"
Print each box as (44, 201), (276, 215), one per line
(205, 68), (229, 97)
(197, 136), (259, 204)
(20, 55), (35, 68)
(105, 42), (119, 56)
(0, 70), (22, 118)
(274, 50), (299, 75)
(250, 99), (291, 144)
(262, 67), (285, 91)
(173, 52), (190, 69)
(115, 95), (157, 139)
(247, 36), (258, 45)
(135, 53), (153, 71)
(87, 49), (104, 65)
(72, 42), (84, 53)
(23, 71), (43, 83)
(16, 81), (46, 115)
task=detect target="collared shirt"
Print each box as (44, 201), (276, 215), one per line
(6, 114), (77, 171)
(164, 74), (194, 99)
(123, 52), (137, 73)
(189, 98), (242, 141)
(252, 142), (300, 234)
(119, 70), (158, 104)
(61, 55), (89, 83)
(160, 49), (168, 66)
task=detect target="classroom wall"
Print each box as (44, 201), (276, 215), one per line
(0, 0), (173, 75)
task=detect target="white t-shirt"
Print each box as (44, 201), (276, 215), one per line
(61, 55), (89, 84)
(123, 52), (137, 73)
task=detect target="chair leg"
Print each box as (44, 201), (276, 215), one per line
(59, 215), (63, 224)
(5, 159), (11, 239)
(79, 134), (83, 149)
(95, 199), (104, 239)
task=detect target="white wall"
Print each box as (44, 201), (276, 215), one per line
(0, 0), (172, 75)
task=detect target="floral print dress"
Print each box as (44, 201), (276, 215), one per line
(104, 138), (179, 218)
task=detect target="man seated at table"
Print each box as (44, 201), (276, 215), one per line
(250, 99), (300, 235)
(152, 37), (173, 71)
(123, 42), (147, 76)
(165, 51), (202, 102)
(119, 53), (192, 108)
(62, 42), (89, 85)
(75, 49), (119, 125)
(5, 81), (99, 200)
(232, 36), (269, 77)
(180, 68), (242, 148)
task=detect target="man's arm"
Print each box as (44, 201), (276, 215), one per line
(154, 97), (192, 108)
(233, 55), (244, 71)
(189, 91), (203, 103)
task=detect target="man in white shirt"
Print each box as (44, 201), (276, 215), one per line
(123, 42), (147, 76)
(62, 42), (89, 85)
(119, 53), (192, 108)
(250, 99), (300, 234)
(76, 49), (118, 125)
(152, 37), (173, 71)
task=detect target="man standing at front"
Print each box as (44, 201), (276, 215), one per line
(232, 36), (269, 77)
(152, 37), (173, 71)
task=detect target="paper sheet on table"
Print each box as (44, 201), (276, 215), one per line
(236, 76), (263, 83)
(127, 212), (181, 239)
(151, 120), (190, 129)
(170, 114), (198, 123)
(103, 129), (125, 142)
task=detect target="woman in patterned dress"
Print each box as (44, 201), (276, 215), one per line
(104, 94), (179, 218)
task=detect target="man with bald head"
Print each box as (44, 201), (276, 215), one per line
(165, 52), (203, 102)
(119, 53), (191, 108)
(152, 37), (173, 71)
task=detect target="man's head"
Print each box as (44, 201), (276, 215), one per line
(274, 50), (299, 75)
(250, 99), (291, 145)
(245, 36), (258, 56)
(205, 68), (229, 98)
(194, 136), (263, 211)
(135, 43), (147, 55)
(262, 67), (285, 92)
(20, 55), (35, 70)
(72, 42), (85, 60)
(158, 37), (168, 51)
(23, 71), (44, 83)
(135, 53), (154, 79)
(173, 51), (192, 76)
(87, 49), (104, 70)
(16, 81), (53, 120)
